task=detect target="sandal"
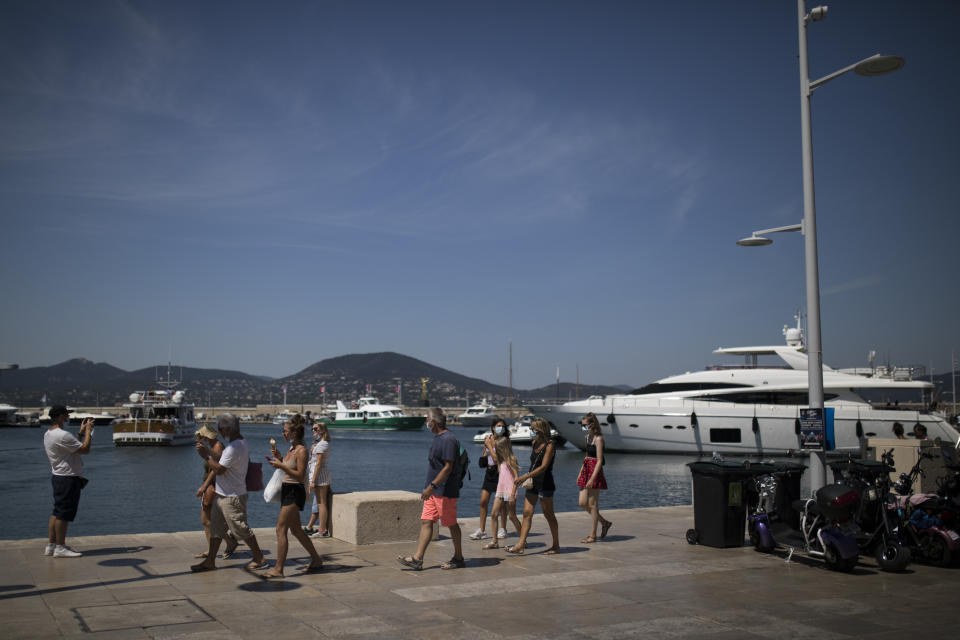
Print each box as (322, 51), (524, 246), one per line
(543, 547), (561, 555)
(505, 545), (525, 555)
(193, 552), (208, 559)
(600, 521), (612, 538)
(190, 562), (215, 572)
(440, 556), (465, 570)
(297, 563), (323, 575)
(244, 559), (269, 571)
(483, 541), (499, 550)
(261, 571), (284, 580)
(581, 536), (597, 544)
(220, 544), (239, 559)
(396, 555), (423, 571)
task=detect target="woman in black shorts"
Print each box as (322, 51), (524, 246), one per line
(265, 414), (323, 577)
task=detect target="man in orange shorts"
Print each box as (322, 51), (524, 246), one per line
(397, 406), (465, 571)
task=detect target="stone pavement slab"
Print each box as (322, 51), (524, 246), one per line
(1, 506), (958, 638)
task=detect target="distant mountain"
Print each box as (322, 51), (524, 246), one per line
(0, 360), (277, 407)
(284, 352), (506, 396)
(1, 358), (128, 392)
(0, 353), (627, 408)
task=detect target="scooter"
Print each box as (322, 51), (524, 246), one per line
(747, 469), (860, 572)
(892, 450), (960, 566)
(828, 450), (911, 571)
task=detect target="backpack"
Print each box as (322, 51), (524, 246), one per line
(453, 440), (470, 488)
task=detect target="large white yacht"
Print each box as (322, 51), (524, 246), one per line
(529, 321), (958, 456)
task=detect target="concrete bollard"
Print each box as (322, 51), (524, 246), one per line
(331, 490), (439, 545)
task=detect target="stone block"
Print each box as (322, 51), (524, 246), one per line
(332, 490), (438, 545)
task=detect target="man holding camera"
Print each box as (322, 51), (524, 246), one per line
(43, 405), (93, 558)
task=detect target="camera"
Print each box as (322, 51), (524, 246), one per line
(808, 6), (828, 22)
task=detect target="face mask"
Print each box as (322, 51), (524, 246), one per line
(494, 426), (505, 436)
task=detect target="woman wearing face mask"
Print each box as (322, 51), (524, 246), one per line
(303, 422), (331, 537)
(469, 418), (510, 541)
(577, 412), (611, 543)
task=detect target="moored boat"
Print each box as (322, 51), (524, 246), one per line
(529, 320), (959, 456)
(39, 407), (115, 427)
(272, 409), (297, 425)
(0, 403), (18, 427)
(112, 367), (197, 446)
(472, 415), (563, 445)
(328, 397), (424, 430)
(458, 399), (500, 427)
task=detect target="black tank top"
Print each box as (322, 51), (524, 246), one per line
(529, 441), (555, 491)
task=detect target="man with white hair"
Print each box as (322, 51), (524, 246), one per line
(190, 413), (267, 572)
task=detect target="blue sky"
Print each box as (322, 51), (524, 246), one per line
(1, 0), (958, 389)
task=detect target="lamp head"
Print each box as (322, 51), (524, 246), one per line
(854, 55), (905, 77)
(737, 235), (773, 247)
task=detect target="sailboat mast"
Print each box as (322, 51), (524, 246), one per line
(508, 341), (513, 408)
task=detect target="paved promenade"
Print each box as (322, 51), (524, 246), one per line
(1, 506), (956, 639)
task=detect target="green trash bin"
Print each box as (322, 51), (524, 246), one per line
(686, 461), (757, 548)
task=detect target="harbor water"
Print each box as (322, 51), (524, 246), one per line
(1, 424), (694, 541)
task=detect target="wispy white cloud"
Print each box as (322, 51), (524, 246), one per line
(822, 275), (884, 296)
(0, 4), (708, 243)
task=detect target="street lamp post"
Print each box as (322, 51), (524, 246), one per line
(740, 2), (903, 493)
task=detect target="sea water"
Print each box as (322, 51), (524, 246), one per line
(0, 424), (693, 540)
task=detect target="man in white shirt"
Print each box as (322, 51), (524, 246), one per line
(43, 405), (93, 558)
(190, 413), (267, 572)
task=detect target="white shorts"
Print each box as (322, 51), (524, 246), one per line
(312, 466), (331, 487)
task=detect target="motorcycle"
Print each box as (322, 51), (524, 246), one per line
(892, 450), (960, 566)
(746, 465), (860, 572)
(828, 450), (911, 571)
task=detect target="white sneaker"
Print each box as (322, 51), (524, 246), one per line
(53, 545), (82, 558)
(468, 528), (487, 540)
(44, 543), (55, 556)
(497, 528), (507, 539)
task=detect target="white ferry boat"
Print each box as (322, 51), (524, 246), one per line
(529, 320), (958, 456)
(328, 397), (424, 430)
(458, 399), (500, 427)
(112, 367), (196, 446)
